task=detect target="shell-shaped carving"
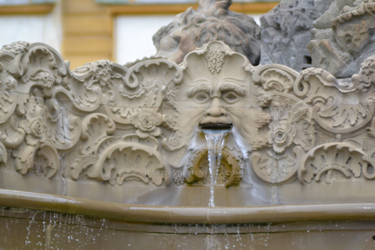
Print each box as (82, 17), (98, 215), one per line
(298, 143), (375, 184)
(88, 142), (167, 186)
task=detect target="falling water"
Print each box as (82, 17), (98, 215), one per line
(203, 129), (228, 208)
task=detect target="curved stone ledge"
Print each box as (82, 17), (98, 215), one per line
(1, 188), (375, 225)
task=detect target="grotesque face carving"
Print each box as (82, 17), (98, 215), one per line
(188, 77), (247, 130)
(174, 42), (266, 147)
(335, 19), (371, 54)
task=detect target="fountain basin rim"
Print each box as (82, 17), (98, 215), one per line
(0, 189), (375, 224)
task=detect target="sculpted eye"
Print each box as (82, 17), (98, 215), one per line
(222, 91), (240, 104)
(193, 91), (210, 103)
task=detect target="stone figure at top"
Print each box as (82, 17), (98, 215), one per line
(152, 0), (261, 65)
(261, 0), (375, 77)
(153, 0), (375, 79)
(309, 0), (375, 78)
(260, 0), (322, 71)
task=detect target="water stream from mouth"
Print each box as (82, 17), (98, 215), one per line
(203, 129), (228, 208)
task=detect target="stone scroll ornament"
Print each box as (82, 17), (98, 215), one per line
(0, 40), (375, 187)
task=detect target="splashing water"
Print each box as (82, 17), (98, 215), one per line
(231, 127), (251, 184)
(203, 129), (228, 208)
(231, 127), (270, 204)
(183, 126), (269, 206)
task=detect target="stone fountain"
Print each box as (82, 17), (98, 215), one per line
(1, 0), (375, 249)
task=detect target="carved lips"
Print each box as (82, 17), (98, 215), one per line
(199, 115), (233, 130)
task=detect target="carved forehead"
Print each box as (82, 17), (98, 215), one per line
(186, 78), (247, 97)
(181, 42), (252, 85)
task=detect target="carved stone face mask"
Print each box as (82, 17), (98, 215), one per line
(174, 44), (250, 134)
(187, 77), (247, 130)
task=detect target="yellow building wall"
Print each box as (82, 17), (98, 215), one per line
(62, 0), (113, 69)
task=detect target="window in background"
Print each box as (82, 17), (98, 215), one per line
(0, 0), (55, 4)
(116, 16), (173, 64)
(0, 0), (61, 51)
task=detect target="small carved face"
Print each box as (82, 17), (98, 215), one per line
(335, 20), (370, 54)
(175, 69), (253, 138)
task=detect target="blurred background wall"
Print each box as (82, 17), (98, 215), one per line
(0, 0), (278, 69)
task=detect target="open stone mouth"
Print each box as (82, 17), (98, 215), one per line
(199, 123), (233, 130)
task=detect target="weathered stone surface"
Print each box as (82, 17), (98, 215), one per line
(154, 0), (375, 79)
(308, 0), (375, 78)
(1, 40), (375, 206)
(152, 0), (261, 65)
(2, 3), (375, 249)
(260, 0), (332, 71)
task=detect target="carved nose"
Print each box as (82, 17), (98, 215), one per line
(206, 98), (225, 117)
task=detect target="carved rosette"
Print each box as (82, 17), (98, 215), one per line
(250, 65), (315, 184)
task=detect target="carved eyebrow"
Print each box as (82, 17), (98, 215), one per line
(219, 83), (246, 96)
(187, 84), (211, 98)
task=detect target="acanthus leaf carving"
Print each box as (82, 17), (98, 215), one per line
(0, 53), (19, 124)
(293, 68), (350, 99)
(18, 43), (67, 95)
(293, 66), (375, 134)
(253, 64), (299, 93)
(68, 113), (115, 180)
(104, 58), (181, 128)
(13, 142), (59, 178)
(312, 93), (375, 134)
